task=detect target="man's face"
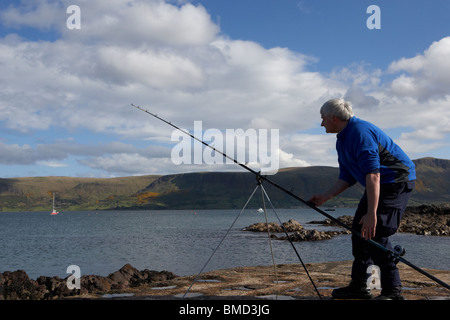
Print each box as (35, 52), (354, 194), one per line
(320, 113), (339, 133)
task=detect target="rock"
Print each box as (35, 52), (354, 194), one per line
(308, 205), (450, 237)
(308, 215), (354, 227)
(108, 264), (143, 289)
(243, 222), (283, 232)
(282, 219), (304, 232)
(243, 219), (349, 241)
(141, 269), (178, 283)
(36, 276), (72, 299)
(242, 219), (303, 233)
(81, 274), (112, 293)
(0, 270), (45, 300)
(0, 265), (177, 300)
(273, 229), (349, 242)
(398, 205), (450, 236)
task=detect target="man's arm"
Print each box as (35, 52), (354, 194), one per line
(309, 179), (350, 207)
(359, 172), (380, 239)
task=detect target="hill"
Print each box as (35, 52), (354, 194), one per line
(0, 175), (160, 211)
(0, 157), (449, 211)
(134, 166), (365, 209)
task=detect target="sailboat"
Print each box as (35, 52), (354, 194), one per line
(50, 192), (59, 215)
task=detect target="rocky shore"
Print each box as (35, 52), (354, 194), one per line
(1, 262), (448, 300)
(0, 264), (176, 300)
(242, 204), (450, 241)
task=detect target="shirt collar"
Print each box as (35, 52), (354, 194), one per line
(337, 116), (355, 140)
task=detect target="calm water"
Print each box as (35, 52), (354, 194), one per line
(0, 208), (448, 279)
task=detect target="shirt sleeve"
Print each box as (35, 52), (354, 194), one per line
(356, 130), (381, 176)
(338, 157), (357, 186)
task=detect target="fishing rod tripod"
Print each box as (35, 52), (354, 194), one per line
(183, 174), (323, 299)
(131, 104), (450, 294)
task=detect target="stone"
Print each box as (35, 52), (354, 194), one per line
(242, 222), (283, 232)
(282, 219), (304, 232)
(307, 205), (450, 237)
(242, 219), (303, 233)
(243, 219), (348, 241)
(273, 229), (348, 242)
(0, 264), (177, 300)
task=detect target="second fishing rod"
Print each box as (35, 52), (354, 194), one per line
(131, 104), (450, 291)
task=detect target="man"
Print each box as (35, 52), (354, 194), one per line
(309, 98), (416, 300)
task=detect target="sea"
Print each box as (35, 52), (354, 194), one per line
(0, 208), (449, 280)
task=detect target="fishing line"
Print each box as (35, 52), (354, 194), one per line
(183, 184), (259, 298)
(184, 180), (322, 299)
(259, 182), (280, 299)
(260, 183), (322, 299)
(131, 104), (450, 292)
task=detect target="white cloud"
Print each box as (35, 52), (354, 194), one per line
(96, 46), (206, 88)
(70, 0), (219, 47)
(278, 149), (310, 168)
(37, 161), (68, 168)
(388, 36), (450, 100)
(344, 86), (379, 110)
(78, 153), (169, 176)
(0, 142), (35, 165)
(280, 133), (338, 167)
(0, 0), (64, 30)
(0, 0), (449, 177)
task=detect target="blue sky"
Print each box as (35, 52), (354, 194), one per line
(195, 0), (450, 70)
(0, 0), (449, 177)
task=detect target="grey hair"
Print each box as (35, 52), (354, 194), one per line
(320, 98), (354, 121)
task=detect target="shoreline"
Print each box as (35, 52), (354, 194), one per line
(1, 261), (449, 300)
(95, 261), (450, 300)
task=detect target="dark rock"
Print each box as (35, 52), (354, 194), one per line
(0, 270), (43, 300)
(399, 205), (450, 236)
(243, 222), (283, 232)
(0, 264), (177, 300)
(243, 219), (349, 242)
(108, 263), (143, 289)
(308, 215), (354, 227)
(81, 274), (112, 293)
(282, 219), (304, 232)
(308, 205), (450, 236)
(36, 276), (68, 299)
(273, 229), (350, 242)
(141, 269), (177, 283)
(242, 219), (303, 233)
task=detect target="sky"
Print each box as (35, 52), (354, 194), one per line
(0, 0), (449, 178)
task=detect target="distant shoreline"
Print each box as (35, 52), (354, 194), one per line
(1, 157), (449, 211)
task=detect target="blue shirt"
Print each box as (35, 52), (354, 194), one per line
(336, 117), (416, 187)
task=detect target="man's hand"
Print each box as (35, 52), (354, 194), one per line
(359, 213), (377, 240)
(309, 194), (328, 207)
(308, 179), (350, 207)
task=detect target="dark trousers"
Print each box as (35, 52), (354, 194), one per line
(351, 180), (415, 289)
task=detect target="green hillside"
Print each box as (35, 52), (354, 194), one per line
(131, 157), (450, 209)
(0, 157), (448, 211)
(137, 167), (365, 209)
(410, 157), (450, 203)
(0, 175), (160, 211)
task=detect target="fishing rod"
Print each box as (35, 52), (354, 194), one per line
(131, 104), (450, 291)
